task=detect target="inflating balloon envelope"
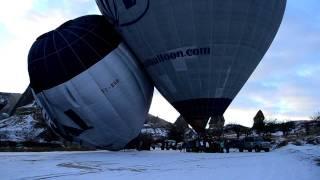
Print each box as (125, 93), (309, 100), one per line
(97, 0), (287, 133)
(28, 15), (154, 150)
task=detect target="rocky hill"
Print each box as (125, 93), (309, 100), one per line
(0, 114), (45, 142)
(145, 114), (173, 129)
(140, 114), (173, 141)
(0, 92), (21, 119)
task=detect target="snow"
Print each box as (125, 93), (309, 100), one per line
(285, 144), (320, 162)
(272, 131), (284, 136)
(0, 115), (45, 142)
(141, 127), (169, 138)
(0, 97), (6, 104)
(0, 145), (319, 180)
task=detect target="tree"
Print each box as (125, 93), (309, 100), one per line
(311, 112), (320, 121)
(227, 123), (250, 139)
(305, 121), (311, 135)
(233, 124), (242, 139)
(264, 120), (278, 134)
(279, 121), (295, 136)
(252, 110), (266, 134)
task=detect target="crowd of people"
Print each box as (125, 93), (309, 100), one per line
(138, 138), (232, 153)
(181, 138), (231, 153)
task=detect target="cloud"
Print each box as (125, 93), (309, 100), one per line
(0, 0), (99, 92)
(149, 89), (180, 123)
(225, 0), (320, 125)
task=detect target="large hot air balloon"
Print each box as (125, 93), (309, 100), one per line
(28, 15), (153, 150)
(97, 0), (286, 133)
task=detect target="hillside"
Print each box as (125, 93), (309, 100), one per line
(145, 114), (173, 129)
(140, 114), (174, 141)
(0, 92), (21, 119)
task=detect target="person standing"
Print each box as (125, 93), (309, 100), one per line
(225, 139), (230, 153)
(219, 139), (224, 153)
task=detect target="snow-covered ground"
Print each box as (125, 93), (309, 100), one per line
(0, 145), (319, 180)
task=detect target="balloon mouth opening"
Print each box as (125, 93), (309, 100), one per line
(184, 116), (210, 133)
(172, 98), (231, 132)
(183, 115), (225, 135)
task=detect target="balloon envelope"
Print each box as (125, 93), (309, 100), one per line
(97, 0), (286, 132)
(28, 15), (153, 149)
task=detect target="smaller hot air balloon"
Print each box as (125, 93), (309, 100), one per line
(28, 15), (153, 150)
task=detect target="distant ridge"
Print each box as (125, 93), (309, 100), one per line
(145, 114), (173, 129)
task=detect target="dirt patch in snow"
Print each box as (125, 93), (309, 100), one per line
(57, 162), (102, 171)
(57, 161), (146, 173)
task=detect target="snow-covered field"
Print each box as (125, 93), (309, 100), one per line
(0, 145), (319, 180)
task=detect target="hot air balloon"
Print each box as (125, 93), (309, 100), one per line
(28, 15), (153, 150)
(97, 0), (286, 133)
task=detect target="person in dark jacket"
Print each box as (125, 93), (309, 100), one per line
(225, 139), (230, 153)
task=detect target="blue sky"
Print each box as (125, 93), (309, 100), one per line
(0, 0), (319, 126)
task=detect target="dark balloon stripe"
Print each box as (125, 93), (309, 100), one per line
(28, 15), (121, 93)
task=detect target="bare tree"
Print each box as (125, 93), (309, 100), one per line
(311, 112), (320, 121)
(264, 119), (278, 134)
(279, 121), (295, 136)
